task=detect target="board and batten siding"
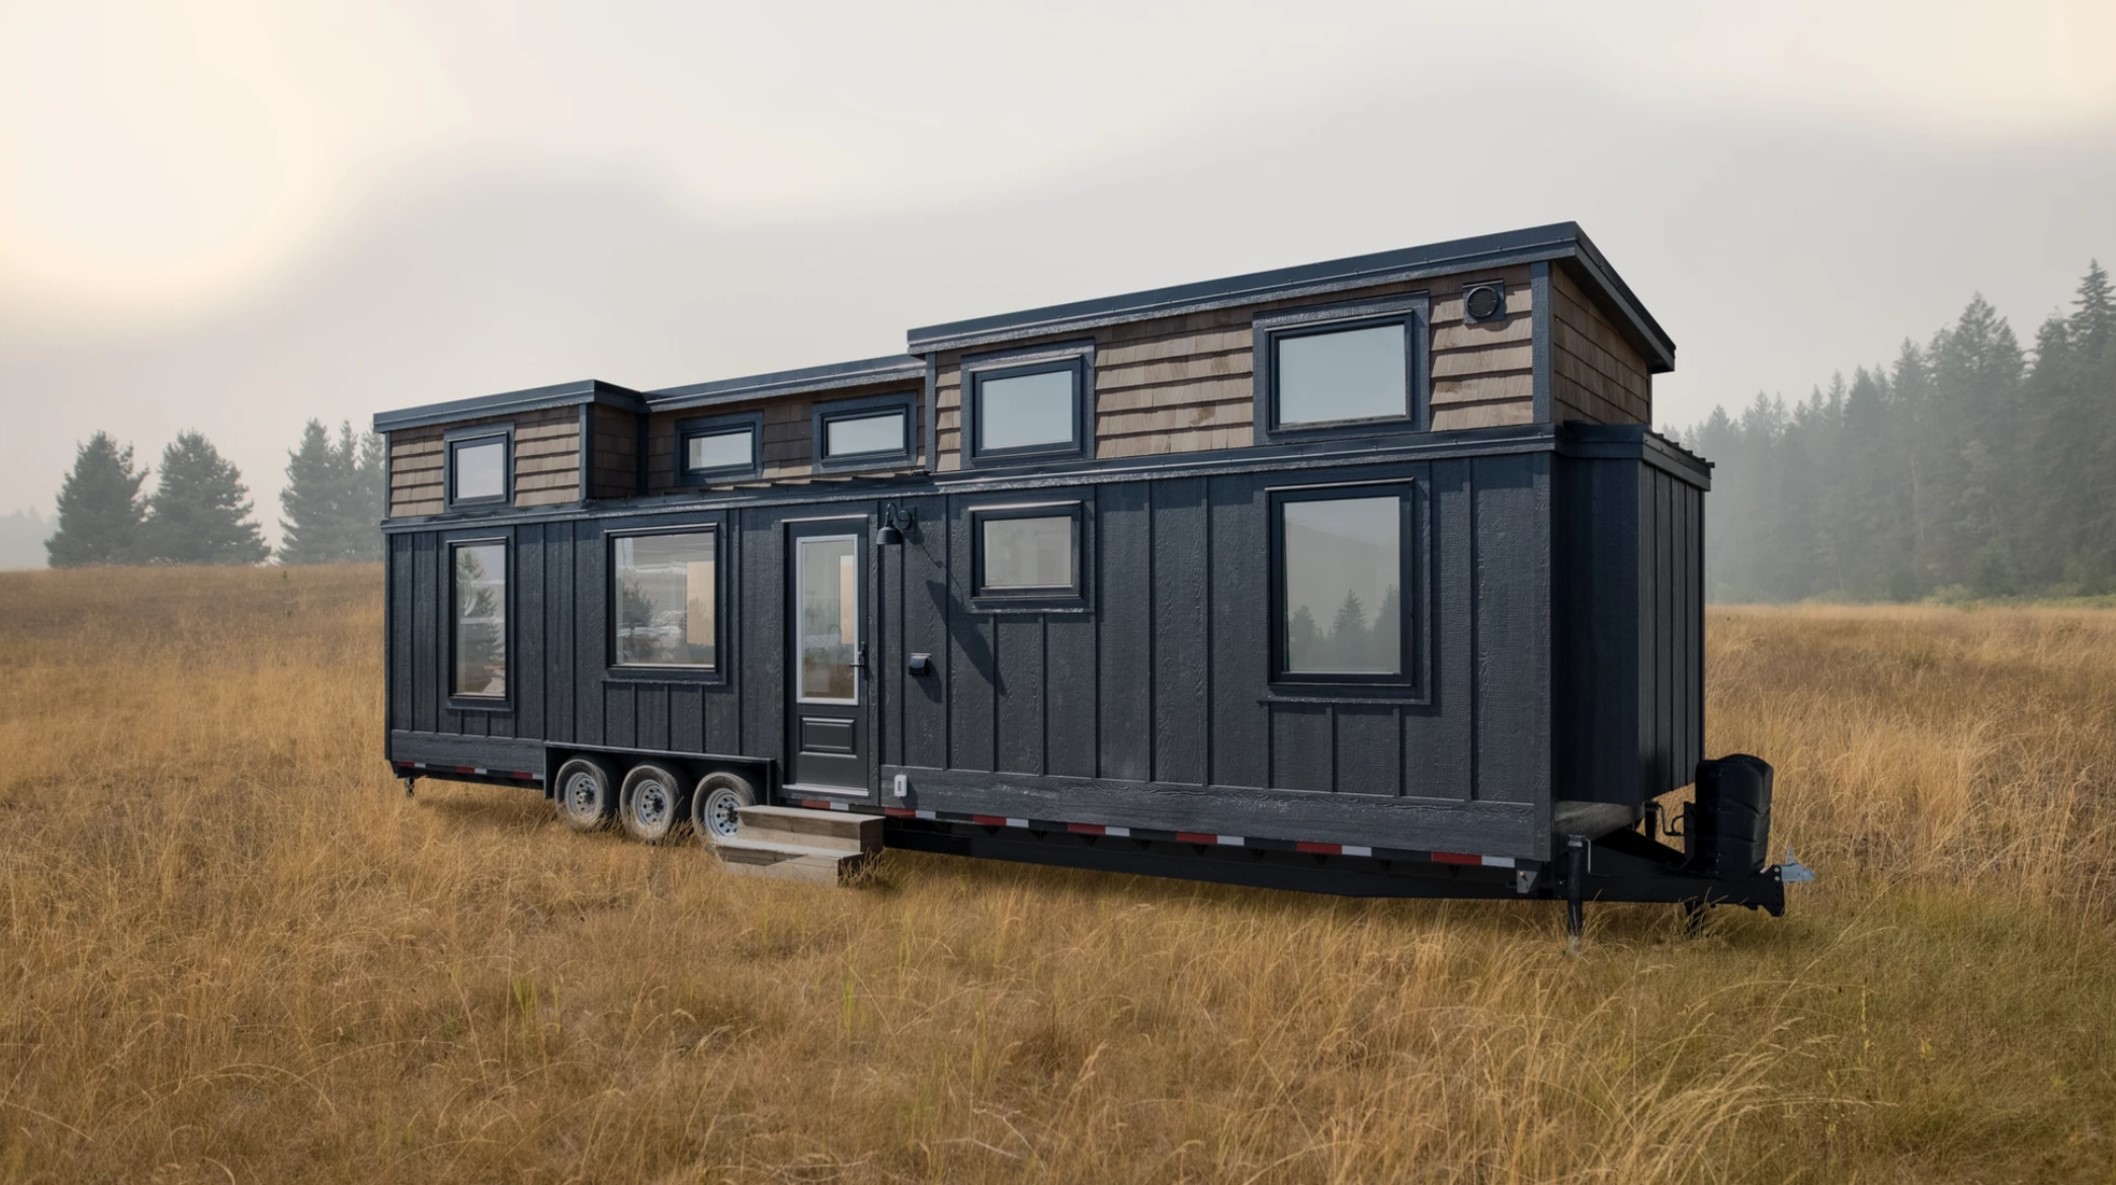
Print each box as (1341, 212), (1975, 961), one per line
(930, 266), (1538, 470)
(1550, 265), (1653, 426)
(643, 383), (926, 492)
(387, 406), (582, 517)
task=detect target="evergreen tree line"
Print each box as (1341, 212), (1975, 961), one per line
(1673, 261), (2116, 601)
(45, 421), (387, 567)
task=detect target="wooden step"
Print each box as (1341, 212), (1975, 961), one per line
(711, 836), (872, 886)
(736, 804), (883, 855)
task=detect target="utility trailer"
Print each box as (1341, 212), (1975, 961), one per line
(375, 222), (1785, 938)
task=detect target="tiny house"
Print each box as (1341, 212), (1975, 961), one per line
(375, 223), (1784, 933)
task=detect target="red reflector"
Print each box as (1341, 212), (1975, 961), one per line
(1067, 822), (1105, 835)
(1431, 851), (1482, 866)
(1295, 841), (1340, 855)
(1175, 832), (1216, 845)
(799, 799), (832, 811)
(882, 807), (914, 818)
(454, 766), (478, 775)
(970, 815), (1007, 827)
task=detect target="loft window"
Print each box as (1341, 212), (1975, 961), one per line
(964, 350), (1090, 466)
(446, 427), (511, 508)
(676, 413), (761, 485)
(1272, 487), (1411, 684)
(970, 501), (1085, 606)
(611, 529), (718, 669)
(450, 540), (508, 700)
(813, 393), (915, 472)
(1253, 296), (1427, 443)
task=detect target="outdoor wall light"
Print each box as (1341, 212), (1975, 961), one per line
(876, 501), (918, 546)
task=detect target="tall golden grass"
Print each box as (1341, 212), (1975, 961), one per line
(1, 565), (2112, 1183)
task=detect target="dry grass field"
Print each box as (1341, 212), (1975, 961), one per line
(1, 565), (2113, 1183)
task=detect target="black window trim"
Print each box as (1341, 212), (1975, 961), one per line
(960, 340), (1095, 469)
(812, 391), (918, 473)
(1252, 294), (1430, 445)
(967, 499), (1090, 613)
(605, 520), (727, 684)
(446, 533), (513, 712)
(674, 411), (763, 486)
(1267, 479), (1424, 694)
(444, 423), (514, 510)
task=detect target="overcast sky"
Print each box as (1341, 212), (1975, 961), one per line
(3, 0), (2112, 546)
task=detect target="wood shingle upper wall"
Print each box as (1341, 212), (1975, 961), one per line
(388, 406), (581, 517)
(643, 381), (926, 492)
(931, 264), (1541, 469)
(1550, 264), (1652, 426)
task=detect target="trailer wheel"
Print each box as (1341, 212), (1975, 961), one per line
(620, 763), (690, 844)
(555, 756), (617, 832)
(690, 770), (756, 844)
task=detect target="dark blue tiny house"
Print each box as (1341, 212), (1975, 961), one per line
(376, 223), (1784, 933)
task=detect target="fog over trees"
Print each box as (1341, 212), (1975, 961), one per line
(1674, 262), (2115, 602)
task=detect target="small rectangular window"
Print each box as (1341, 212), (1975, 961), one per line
(447, 431), (510, 507)
(676, 413), (761, 484)
(971, 502), (1084, 602)
(813, 393), (916, 471)
(451, 541), (508, 698)
(612, 530), (717, 668)
(1253, 297), (1426, 444)
(1275, 491), (1407, 682)
(963, 348), (1091, 467)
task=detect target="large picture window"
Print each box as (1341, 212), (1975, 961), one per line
(1253, 296), (1426, 444)
(451, 541), (508, 699)
(1273, 488), (1409, 683)
(612, 529), (718, 668)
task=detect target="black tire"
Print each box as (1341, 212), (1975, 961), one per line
(554, 756), (617, 832)
(690, 770), (757, 844)
(620, 762), (690, 844)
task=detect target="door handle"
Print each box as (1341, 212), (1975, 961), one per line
(849, 642), (869, 672)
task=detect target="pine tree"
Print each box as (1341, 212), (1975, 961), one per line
(351, 429), (386, 560)
(278, 420), (350, 563)
(45, 432), (149, 567)
(143, 431), (269, 565)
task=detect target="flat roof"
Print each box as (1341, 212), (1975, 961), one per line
(904, 221), (1676, 372)
(372, 379), (646, 433)
(645, 354), (924, 413)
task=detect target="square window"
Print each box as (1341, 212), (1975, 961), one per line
(451, 541), (508, 698)
(1274, 490), (1409, 683)
(612, 530), (717, 668)
(448, 434), (510, 507)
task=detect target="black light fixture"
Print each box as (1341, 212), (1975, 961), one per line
(876, 501), (917, 546)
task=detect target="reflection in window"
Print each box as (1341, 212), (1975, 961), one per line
(684, 429), (752, 474)
(824, 411), (905, 458)
(797, 536), (858, 702)
(979, 514), (1075, 593)
(1275, 323), (1407, 426)
(613, 531), (716, 667)
(1281, 496), (1401, 675)
(452, 542), (507, 697)
(976, 369), (1077, 453)
(452, 439), (507, 502)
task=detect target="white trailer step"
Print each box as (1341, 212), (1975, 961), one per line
(735, 804), (883, 855)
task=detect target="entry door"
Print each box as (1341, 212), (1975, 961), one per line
(787, 521), (869, 791)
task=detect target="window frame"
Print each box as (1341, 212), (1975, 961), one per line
(605, 522), (726, 683)
(812, 391), (917, 473)
(446, 535), (512, 711)
(1267, 479), (1425, 696)
(674, 412), (763, 486)
(967, 499), (1090, 613)
(960, 342), (1094, 469)
(444, 424), (513, 510)
(1252, 295), (1430, 445)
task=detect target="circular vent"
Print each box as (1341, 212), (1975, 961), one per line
(1464, 283), (1505, 323)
